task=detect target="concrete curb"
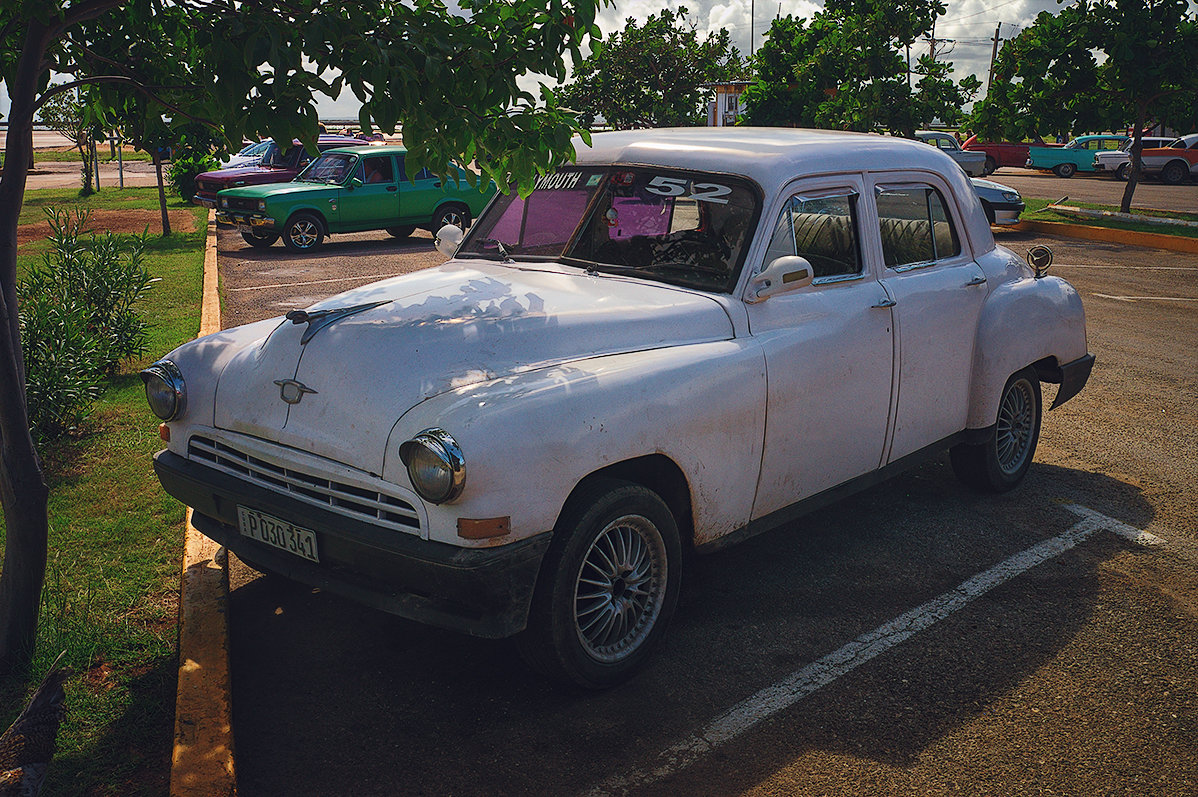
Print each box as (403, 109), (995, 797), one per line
(1016, 219), (1198, 254)
(170, 211), (236, 796)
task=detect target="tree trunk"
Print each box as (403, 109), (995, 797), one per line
(154, 153), (171, 236)
(1120, 101), (1149, 214)
(0, 22), (53, 681)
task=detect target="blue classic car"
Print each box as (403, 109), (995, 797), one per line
(1026, 135), (1129, 178)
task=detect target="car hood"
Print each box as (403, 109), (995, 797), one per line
(219, 181), (335, 199)
(212, 259), (735, 473)
(197, 166), (294, 186)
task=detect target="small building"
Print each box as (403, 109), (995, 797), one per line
(705, 81), (752, 127)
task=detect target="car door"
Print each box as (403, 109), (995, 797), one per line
(400, 164), (450, 226)
(338, 154), (400, 230)
(745, 176), (896, 519)
(869, 175), (987, 463)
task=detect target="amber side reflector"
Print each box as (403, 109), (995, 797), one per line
(159, 423), (171, 442)
(457, 517), (511, 540)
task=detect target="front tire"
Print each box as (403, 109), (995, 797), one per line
(240, 229), (279, 248)
(518, 479), (681, 689)
(282, 213), (325, 252)
(980, 200), (996, 226)
(983, 156), (997, 176)
(1161, 160), (1188, 185)
(1114, 163), (1129, 181)
(1053, 163), (1077, 178)
(387, 225), (416, 239)
(951, 368), (1042, 493)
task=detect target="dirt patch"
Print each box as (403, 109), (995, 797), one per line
(18, 208), (198, 247)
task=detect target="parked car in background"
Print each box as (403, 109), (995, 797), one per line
(145, 128), (1094, 688)
(193, 134), (363, 208)
(219, 139), (272, 170)
(1138, 134), (1198, 184)
(1027, 134), (1128, 177)
(915, 131), (987, 176)
(215, 145), (496, 251)
(1092, 136), (1174, 180)
(971, 177), (1024, 225)
(961, 136), (1032, 176)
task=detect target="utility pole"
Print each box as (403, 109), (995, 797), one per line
(987, 22), (1002, 88)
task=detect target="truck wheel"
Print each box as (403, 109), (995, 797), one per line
(1052, 163), (1076, 178)
(387, 225), (416, 239)
(950, 367), (1042, 493)
(983, 156), (997, 176)
(240, 230), (279, 249)
(432, 204), (469, 232)
(282, 213), (324, 252)
(518, 479), (681, 689)
(1161, 160), (1188, 185)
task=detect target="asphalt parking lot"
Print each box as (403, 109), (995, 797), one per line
(214, 222), (1197, 796)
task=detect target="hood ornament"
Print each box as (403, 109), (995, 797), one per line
(286, 300), (388, 344)
(274, 379), (318, 405)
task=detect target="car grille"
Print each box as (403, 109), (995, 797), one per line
(196, 179), (219, 195)
(223, 196), (259, 212)
(188, 436), (420, 534)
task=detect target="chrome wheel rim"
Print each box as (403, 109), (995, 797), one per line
(440, 210), (465, 229)
(289, 220), (319, 248)
(574, 514), (667, 663)
(996, 379), (1036, 475)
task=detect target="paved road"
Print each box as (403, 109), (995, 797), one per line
(988, 166), (1198, 212)
(214, 225), (1197, 796)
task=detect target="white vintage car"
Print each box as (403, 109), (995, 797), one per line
(143, 128), (1093, 689)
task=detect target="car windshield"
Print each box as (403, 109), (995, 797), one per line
(457, 167), (760, 293)
(297, 152), (357, 184)
(239, 140), (271, 157)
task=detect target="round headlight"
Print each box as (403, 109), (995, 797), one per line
(220, 196), (229, 208)
(257, 199), (267, 211)
(140, 360), (185, 420)
(398, 428), (465, 504)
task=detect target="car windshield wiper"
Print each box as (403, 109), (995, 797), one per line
(465, 239), (514, 262)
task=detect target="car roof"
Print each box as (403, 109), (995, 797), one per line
(322, 144), (408, 156)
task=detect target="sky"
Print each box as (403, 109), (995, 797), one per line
(309, 0), (1070, 120)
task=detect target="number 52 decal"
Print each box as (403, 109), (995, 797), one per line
(644, 175), (732, 204)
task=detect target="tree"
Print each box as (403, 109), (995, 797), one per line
(970, 0), (1198, 213)
(740, 0), (980, 136)
(0, 0), (602, 679)
(559, 8), (748, 130)
(37, 87), (98, 194)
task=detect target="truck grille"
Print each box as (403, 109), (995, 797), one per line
(188, 436), (420, 533)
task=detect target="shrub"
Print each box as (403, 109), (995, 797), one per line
(168, 151), (218, 201)
(18, 208), (156, 440)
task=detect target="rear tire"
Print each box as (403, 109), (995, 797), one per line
(431, 204), (469, 232)
(240, 230), (279, 248)
(1161, 160), (1188, 185)
(951, 367), (1042, 493)
(1052, 163), (1076, 178)
(518, 479), (681, 689)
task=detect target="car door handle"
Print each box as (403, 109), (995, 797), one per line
(386, 186), (398, 192)
(871, 298), (897, 308)
(433, 182), (442, 188)
(965, 275), (987, 286)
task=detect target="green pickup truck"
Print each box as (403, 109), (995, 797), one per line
(215, 145), (496, 251)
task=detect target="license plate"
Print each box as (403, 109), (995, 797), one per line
(237, 223), (252, 234)
(236, 506), (319, 563)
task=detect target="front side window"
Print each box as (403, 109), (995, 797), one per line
(763, 192), (861, 279)
(876, 186), (961, 269)
(457, 167), (760, 292)
(297, 152), (357, 184)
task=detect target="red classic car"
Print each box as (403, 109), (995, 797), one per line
(192, 134), (364, 208)
(961, 136), (1034, 175)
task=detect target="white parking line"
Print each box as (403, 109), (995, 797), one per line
(1091, 293), (1198, 303)
(228, 273), (404, 292)
(588, 505), (1165, 796)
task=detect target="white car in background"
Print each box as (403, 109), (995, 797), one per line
(144, 129), (1093, 689)
(1093, 136), (1174, 180)
(219, 139), (272, 169)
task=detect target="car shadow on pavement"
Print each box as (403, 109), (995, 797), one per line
(228, 460), (1159, 796)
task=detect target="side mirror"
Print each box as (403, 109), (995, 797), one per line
(747, 256), (814, 302)
(349, 177), (363, 189)
(435, 224), (464, 257)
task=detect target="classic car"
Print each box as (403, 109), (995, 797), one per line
(961, 136), (1032, 175)
(1026, 134), (1128, 177)
(1092, 136), (1174, 180)
(143, 128), (1093, 689)
(1138, 133), (1198, 184)
(192, 134), (363, 208)
(971, 177), (1024, 225)
(214, 145), (496, 251)
(914, 131), (987, 176)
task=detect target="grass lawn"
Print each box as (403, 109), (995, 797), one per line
(1, 187), (206, 795)
(1022, 197), (1198, 239)
(1, 146), (154, 165)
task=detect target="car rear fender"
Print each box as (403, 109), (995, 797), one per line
(967, 275), (1088, 428)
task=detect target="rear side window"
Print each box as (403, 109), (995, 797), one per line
(875, 186), (961, 269)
